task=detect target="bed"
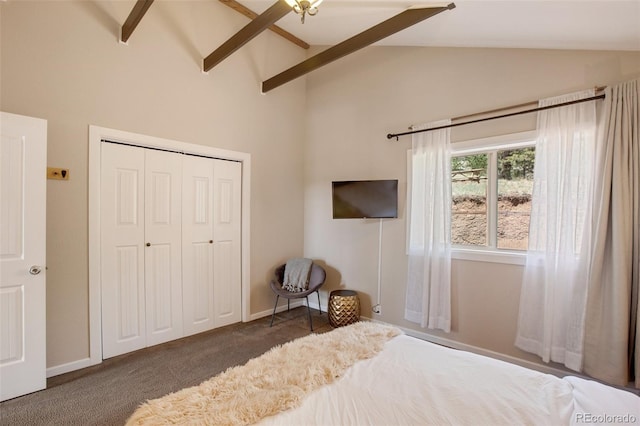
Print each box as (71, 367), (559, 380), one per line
(126, 322), (640, 426)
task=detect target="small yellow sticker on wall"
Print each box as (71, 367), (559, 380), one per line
(47, 167), (69, 180)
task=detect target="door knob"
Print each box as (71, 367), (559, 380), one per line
(29, 265), (42, 275)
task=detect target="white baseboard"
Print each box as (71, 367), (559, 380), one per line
(306, 299), (324, 313)
(250, 294), (327, 322)
(46, 313), (558, 380)
(46, 357), (100, 378)
(248, 299), (305, 321)
(369, 319), (640, 394)
(404, 327), (570, 377)
(48, 301), (310, 377)
(364, 316), (572, 379)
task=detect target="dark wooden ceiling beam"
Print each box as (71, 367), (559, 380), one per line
(262, 3), (456, 93)
(121, 0), (155, 43)
(204, 0), (292, 72)
(219, 0), (309, 50)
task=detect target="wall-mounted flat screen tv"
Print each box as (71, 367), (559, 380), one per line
(332, 180), (398, 219)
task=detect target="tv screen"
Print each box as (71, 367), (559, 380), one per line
(332, 180), (398, 219)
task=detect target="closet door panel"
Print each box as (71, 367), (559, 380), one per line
(147, 244), (173, 331)
(101, 143), (146, 359)
(144, 150), (183, 346)
(213, 160), (242, 327)
(182, 156), (215, 336)
(214, 241), (234, 319)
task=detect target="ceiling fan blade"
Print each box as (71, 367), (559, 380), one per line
(262, 3), (455, 93)
(121, 0), (155, 43)
(204, 0), (292, 72)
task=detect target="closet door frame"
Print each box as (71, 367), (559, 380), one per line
(86, 125), (251, 372)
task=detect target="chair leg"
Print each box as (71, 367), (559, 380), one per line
(306, 296), (313, 332)
(287, 299), (290, 312)
(316, 291), (322, 315)
(270, 295), (280, 327)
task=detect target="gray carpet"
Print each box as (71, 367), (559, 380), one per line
(0, 307), (331, 426)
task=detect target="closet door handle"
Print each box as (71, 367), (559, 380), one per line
(146, 243), (151, 247)
(209, 240), (213, 244)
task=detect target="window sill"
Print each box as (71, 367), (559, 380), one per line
(451, 247), (526, 266)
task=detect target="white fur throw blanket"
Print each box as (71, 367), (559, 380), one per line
(126, 322), (401, 426)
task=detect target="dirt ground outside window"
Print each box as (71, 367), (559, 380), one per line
(451, 195), (531, 249)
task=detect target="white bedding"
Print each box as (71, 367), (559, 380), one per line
(259, 334), (639, 426)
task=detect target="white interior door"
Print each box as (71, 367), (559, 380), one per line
(144, 149), (183, 347)
(213, 160), (242, 327)
(182, 156), (215, 336)
(0, 112), (47, 401)
(100, 143), (146, 359)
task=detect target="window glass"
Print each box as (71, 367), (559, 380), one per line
(451, 154), (488, 246)
(496, 147), (535, 250)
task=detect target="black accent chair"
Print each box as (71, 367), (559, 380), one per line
(269, 262), (326, 331)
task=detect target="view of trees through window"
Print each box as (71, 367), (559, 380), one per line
(451, 146), (535, 250)
(451, 153), (488, 246)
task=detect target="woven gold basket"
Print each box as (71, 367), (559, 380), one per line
(328, 290), (360, 327)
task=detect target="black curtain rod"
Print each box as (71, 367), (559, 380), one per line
(386, 94), (606, 140)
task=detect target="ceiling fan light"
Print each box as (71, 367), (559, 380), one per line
(284, 0), (322, 24)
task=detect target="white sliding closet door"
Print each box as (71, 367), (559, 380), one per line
(213, 160), (242, 327)
(183, 158), (242, 332)
(144, 150), (183, 347)
(182, 156), (215, 336)
(101, 140), (241, 359)
(102, 144), (184, 358)
(101, 143), (146, 358)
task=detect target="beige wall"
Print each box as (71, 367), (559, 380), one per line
(3, 0), (640, 374)
(304, 46), (640, 366)
(1, 1), (307, 368)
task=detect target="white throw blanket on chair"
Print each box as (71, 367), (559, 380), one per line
(282, 258), (312, 292)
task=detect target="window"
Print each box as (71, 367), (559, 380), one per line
(451, 132), (536, 253)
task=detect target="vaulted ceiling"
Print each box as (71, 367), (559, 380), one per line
(120, 0), (640, 92)
(250, 0), (640, 51)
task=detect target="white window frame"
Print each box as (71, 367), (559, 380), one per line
(406, 131), (536, 265)
(450, 131), (536, 265)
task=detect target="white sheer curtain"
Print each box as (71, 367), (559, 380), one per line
(583, 79), (639, 387)
(515, 90), (597, 371)
(405, 120), (452, 332)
